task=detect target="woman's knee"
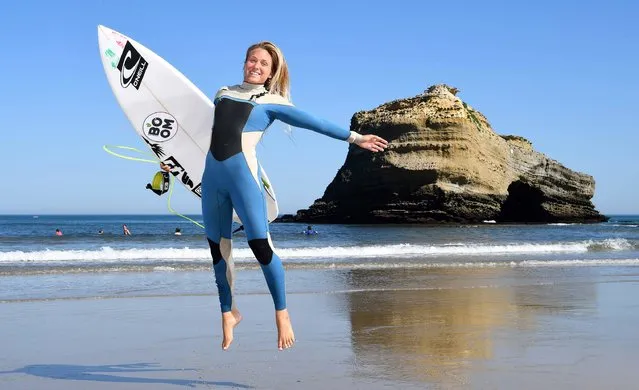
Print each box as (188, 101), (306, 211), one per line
(248, 238), (273, 265)
(207, 238), (223, 265)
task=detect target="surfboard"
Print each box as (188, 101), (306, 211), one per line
(97, 25), (279, 223)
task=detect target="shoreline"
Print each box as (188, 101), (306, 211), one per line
(2, 268), (639, 389)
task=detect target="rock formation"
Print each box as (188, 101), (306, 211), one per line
(280, 84), (607, 224)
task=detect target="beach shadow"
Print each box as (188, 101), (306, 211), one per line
(0, 362), (251, 388)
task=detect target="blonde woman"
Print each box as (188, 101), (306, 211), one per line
(202, 41), (388, 351)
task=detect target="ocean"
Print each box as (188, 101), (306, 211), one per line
(1, 214), (639, 302)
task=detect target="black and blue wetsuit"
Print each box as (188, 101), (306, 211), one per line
(203, 82), (354, 313)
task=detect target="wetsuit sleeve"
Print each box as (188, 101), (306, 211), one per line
(264, 104), (350, 141)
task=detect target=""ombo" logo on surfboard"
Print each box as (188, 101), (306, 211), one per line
(143, 112), (178, 142)
(117, 41), (148, 90)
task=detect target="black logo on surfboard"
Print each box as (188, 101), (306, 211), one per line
(143, 112), (178, 142)
(117, 41), (148, 90)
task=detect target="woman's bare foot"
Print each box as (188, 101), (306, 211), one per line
(221, 309), (242, 350)
(275, 309), (295, 350)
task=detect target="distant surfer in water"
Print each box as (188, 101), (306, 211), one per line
(165, 42), (387, 351)
(302, 225), (318, 235)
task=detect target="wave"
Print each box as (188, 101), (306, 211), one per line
(0, 239), (636, 264)
(331, 258), (639, 269)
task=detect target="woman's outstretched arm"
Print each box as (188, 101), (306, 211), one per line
(264, 103), (388, 151)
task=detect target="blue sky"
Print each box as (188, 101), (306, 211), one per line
(1, 0), (637, 215)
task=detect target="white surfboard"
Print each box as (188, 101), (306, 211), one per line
(97, 25), (279, 223)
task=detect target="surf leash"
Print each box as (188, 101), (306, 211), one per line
(102, 145), (158, 164)
(102, 145), (205, 229)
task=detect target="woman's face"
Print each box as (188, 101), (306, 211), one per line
(243, 48), (273, 85)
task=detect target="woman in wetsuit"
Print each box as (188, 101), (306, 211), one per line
(201, 41), (388, 351)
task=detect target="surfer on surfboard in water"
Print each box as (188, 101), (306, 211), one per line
(163, 42), (387, 351)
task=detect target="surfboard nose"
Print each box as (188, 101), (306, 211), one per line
(98, 25), (114, 36)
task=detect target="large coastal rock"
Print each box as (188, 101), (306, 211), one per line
(282, 85), (606, 224)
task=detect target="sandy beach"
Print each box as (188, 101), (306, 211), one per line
(1, 267), (639, 389)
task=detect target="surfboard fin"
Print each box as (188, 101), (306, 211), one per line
(232, 225), (245, 234)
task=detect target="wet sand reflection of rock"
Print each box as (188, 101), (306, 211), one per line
(343, 268), (597, 386)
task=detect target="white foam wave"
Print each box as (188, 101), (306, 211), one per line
(152, 266), (178, 272)
(517, 259), (639, 267)
(336, 258), (639, 269)
(594, 238), (634, 250)
(0, 247), (209, 263)
(0, 239), (635, 264)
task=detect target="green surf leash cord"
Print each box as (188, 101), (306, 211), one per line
(103, 145), (205, 229)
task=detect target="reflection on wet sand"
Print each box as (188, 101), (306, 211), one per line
(343, 268), (597, 387)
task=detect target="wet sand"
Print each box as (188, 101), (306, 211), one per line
(1, 267), (639, 389)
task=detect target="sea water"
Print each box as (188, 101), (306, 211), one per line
(1, 214), (638, 302)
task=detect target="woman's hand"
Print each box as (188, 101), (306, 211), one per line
(160, 163), (171, 172)
(355, 134), (389, 152)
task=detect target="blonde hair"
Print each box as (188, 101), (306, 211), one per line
(245, 41), (290, 101)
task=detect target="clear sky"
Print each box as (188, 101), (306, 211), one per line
(1, 0), (637, 215)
